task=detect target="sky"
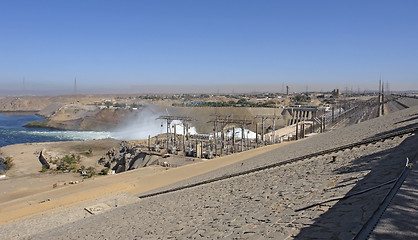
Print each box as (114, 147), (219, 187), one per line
(1, 0), (417, 95)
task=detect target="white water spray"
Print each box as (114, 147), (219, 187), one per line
(111, 107), (197, 140)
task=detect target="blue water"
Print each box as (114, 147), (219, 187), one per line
(0, 112), (112, 148)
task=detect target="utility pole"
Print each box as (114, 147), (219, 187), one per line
(256, 115), (280, 145)
(232, 127), (235, 153)
(157, 116), (193, 153)
(22, 77), (27, 95)
(261, 116), (265, 144)
(386, 81), (390, 95)
(381, 81), (385, 115)
(378, 78), (382, 117)
(183, 122), (186, 153)
(255, 123), (259, 148)
(213, 115), (217, 156)
(208, 116), (252, 155)
(241, 125), (245, 152)
(74, 78), (77, 95)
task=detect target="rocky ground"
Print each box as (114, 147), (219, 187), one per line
(2, 104), (414, 239)
(0, 139), (122, 178)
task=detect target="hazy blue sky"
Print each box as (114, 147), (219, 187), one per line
(1, 0), (417, 94)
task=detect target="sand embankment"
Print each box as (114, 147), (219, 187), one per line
(0, 139), (121, 203)
(4, 104), (415, 240)
(0, 140), (292, 237)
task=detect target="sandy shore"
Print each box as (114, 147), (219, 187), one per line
(0, 139), (122, 203)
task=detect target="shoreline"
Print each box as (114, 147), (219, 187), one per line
(0, 111), (41, 115)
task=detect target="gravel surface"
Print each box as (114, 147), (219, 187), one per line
(19, 104), (418, 239)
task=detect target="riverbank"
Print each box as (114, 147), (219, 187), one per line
(0, 138), (122, 202)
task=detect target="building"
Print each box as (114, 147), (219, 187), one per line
(332, 89), (341, 98)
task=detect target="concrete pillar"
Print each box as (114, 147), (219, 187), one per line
(302, 120), (305, 138)
(201, 141), (203, 158)
(291, 110), (295, 125)
(272, 118), (276, 143)
(196, 141), (202, 158)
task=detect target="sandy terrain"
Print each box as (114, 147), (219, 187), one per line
(1, 138), (122, 176)
(0, 139), (121, 203)
(0, 140), (294, 238)
(0, 99), (416, 239)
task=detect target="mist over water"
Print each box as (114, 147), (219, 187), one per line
(0, 113), (113, 147)
(223, 128), (256, 139)
(111, 107), (197, 140)
(0, 109), (201, 148)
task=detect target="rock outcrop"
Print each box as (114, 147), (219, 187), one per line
(0, 156), (9, 171)
(38, 151), (50, 169)
(0, 96), (137, 131)
(99, 142), (160, 173)
(0, 96), (52, 112)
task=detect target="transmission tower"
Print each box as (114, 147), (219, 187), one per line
(74, 78), (77, 95)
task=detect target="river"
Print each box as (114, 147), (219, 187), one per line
(0, 112), (112, 148)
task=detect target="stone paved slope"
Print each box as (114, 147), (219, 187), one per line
(369, 155), (418, 240)
(25, 106), (418, 239)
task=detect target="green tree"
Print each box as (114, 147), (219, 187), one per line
(104, 101), (113, 108)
